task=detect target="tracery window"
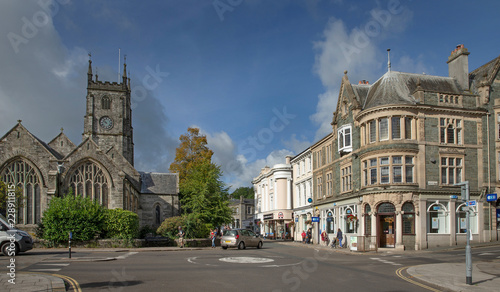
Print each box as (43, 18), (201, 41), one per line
(68, 161), (109, 208)
(102, 96), (111, 110)
(1, 159), (42, 224)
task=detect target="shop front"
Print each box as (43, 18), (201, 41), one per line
(263, 210), (293, 239)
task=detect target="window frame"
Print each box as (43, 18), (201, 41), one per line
(440, 156), (463, 185)
(338, 124), (353, 153)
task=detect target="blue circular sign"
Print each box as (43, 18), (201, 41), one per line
(308, 198), (312, 203)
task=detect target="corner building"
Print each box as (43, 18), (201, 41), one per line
(312, 45), (500, 250)
(0, 60), (180, 232)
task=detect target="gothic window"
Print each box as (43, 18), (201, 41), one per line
(0, 159), (42, 224)
(155, 205), (161, 225)
(102, 96), (111, 110)
(68, 161), (109, 208)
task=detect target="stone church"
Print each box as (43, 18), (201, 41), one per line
(0, 60), (180, 231)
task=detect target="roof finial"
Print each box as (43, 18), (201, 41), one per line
(87, 52), (93, 83)
(387, 49), (391, 73)
(60, 127), (64, 133)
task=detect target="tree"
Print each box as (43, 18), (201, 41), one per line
(180, 159), (232, 234)
(230, 186), (254, 200)
(0, 181), (24, 217)
(169, 127), (213, 186)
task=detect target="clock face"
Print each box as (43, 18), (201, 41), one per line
(99, 116), (113, 130)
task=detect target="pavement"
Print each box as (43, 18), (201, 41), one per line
(1, 242), (499, 291)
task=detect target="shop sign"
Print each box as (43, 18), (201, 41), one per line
(278, 212), (284, 219)
(263, 214), (274, 220)
(311, 217), (320, 223)
(295, 217), (298, 222)
(467, 200), (477, 207)
(308, 198), (313, 203)
(486, 194), (497, 202)
(326, 217), (333, 222)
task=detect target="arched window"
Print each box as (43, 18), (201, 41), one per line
(1, 159), (42, 224)
(427, 201), (449, 234)
(456, 203), (477, 234)
(402, 202), (415, 235)
(155, 205), (161, 225)
(326, 209), (335, 234)
(68, 161), (109, 208)
(102, 96), (111, 110)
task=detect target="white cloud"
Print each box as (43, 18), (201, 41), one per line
(282, 134), (312, 154)
(311, 4), (413, 140)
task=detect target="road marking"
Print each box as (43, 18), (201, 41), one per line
(29, 269), (63, 272)
(39, 263), (70, 266)
(371, 257), (402, 266)
(261, 262), (303, 268)
(479, 252), (495, 256)
(21, 272), (82, 292)
(219, 257), (274, 264)
(396, 266), (442, 292)
(116, 251), (138, 259)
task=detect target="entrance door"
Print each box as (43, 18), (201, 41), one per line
(379, 215), (395, 247)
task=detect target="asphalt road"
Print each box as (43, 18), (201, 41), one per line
(5, 242), (500, 291)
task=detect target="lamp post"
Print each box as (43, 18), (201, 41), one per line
(455, 181), (472, 285)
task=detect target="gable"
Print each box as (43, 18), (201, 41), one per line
(48, 132), (76, 157)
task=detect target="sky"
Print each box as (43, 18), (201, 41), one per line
(1, 0), (500, 191)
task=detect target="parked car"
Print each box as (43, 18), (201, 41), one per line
(221, 229), (263, 250)
(0, 214), (33, 256)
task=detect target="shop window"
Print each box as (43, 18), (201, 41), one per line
(326, 210), (335, 234)
(427, 201), (449, 234)
(402, 202), (415, 235)
(364, 204), (371, 236)
(456, 203), (478, 234)
(341, 205), (358, 234)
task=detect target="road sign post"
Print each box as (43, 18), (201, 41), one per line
(455, 181), (472, 285)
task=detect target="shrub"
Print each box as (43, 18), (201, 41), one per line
(157, 216), (185, 238)
(104, 208), (139, 239)
(156, 214), (211, 239)
(139, 225), (156, 239)
(40, 195), (105, 244)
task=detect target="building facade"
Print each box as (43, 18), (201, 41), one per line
(306, 45), (500, 250)
(253, 157), (293, 239)
(228, 196), (255, 230)
(0, 60), (180, 231)
(290, 148), (313, 241)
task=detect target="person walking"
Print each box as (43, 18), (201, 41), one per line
(211, 229), (216, 248)
(178, 226), (185, 248)
(321, 230), (328, 246)
(306, 228), (312, 244)
(336, 228), (343, 248)
(301, 230), (306, 244)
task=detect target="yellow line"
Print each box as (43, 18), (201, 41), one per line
(395, 266), (443, 292)
(21, 271), (81, 292)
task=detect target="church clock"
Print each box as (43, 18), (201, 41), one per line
(99, 116), (114, 130)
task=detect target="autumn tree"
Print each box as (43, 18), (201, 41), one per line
(169, 127), (213, 186)
(230, 187), (254, 200)
(169, 127), (232, 236)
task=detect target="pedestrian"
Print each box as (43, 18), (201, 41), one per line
(321, 230), (328, 246)
(306, 228), (312, 244)
(178, 226), (185, 248)
(211, 228), (216, 248)
(301, 230), (306, 244)
(336, 228), (343, 248)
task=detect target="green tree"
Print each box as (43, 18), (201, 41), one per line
(180, 160), (233, 234)
(0, 181), (24, 217)
(39, 193), (106, 244)
(230, 186), (254, 200)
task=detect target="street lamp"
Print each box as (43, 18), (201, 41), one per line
(455, 181), (472, 285)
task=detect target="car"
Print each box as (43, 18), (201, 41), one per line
(0, 214), (33, 256)
(220, 228), (263, 250)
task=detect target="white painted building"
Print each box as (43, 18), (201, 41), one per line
(290, 148), (313, 241)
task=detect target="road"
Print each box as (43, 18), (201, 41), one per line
(3, 242), (500, 291)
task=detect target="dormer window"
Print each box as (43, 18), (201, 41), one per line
(338, 125), (352, 153)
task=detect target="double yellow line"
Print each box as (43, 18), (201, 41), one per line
(395, 266), (442, 292)
(21, 272), (81, 292)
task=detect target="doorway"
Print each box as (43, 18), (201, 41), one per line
(377, 202), (396, 248)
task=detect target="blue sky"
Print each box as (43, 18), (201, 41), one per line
(1, 0), (500, 191)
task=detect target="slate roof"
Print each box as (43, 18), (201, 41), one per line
(140, 172), (178, 194)
(361, 71), (462, 110)
(469, 54), (500, 89)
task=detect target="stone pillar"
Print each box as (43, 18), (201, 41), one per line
(449, 199), (456, 246)
(287, 178), (291, 210)
(396, 211), (404, 250)
(371, 212), (377, 249)
(417, 198), (426, 250)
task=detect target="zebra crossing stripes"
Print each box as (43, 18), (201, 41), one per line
(28, 263), (70, 272)
(370, 257), (402, 266)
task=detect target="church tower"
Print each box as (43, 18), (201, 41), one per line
(83, 58), (134, 165)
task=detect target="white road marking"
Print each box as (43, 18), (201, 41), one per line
(219, 257), (274, 264)
(479, 252), (495, 256)
(38, 263), (70, 266)
(115, 252), (138, 259)
(371, 257), (402, 266)
(30, 269), (62, 272)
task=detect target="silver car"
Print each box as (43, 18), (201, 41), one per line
(0, 215), (33, 256)
(221, 229), (263, 250)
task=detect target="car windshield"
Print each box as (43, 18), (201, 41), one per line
(223, 230), (238, 237)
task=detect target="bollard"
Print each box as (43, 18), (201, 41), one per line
(69, 232), (72, 259)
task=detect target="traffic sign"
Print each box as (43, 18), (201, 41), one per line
(486, 194), (497, 202)
(311, 217), (320, 223)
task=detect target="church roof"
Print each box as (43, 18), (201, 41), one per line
(140, 172), (178, 195)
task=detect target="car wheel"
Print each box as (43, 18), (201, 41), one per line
(257, 241), (263, 249)
(1, 243), (18, 256)
(238, 241), (245, 250)
(222, 246), (228, 250)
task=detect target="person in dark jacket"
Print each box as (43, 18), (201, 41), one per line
(336, 228), (343, 248)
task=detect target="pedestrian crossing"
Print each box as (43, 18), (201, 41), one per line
(370, 257), (402, 266)
(27, 262), (70, 272)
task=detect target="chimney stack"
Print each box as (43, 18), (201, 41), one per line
(447, 44), (470, 91)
